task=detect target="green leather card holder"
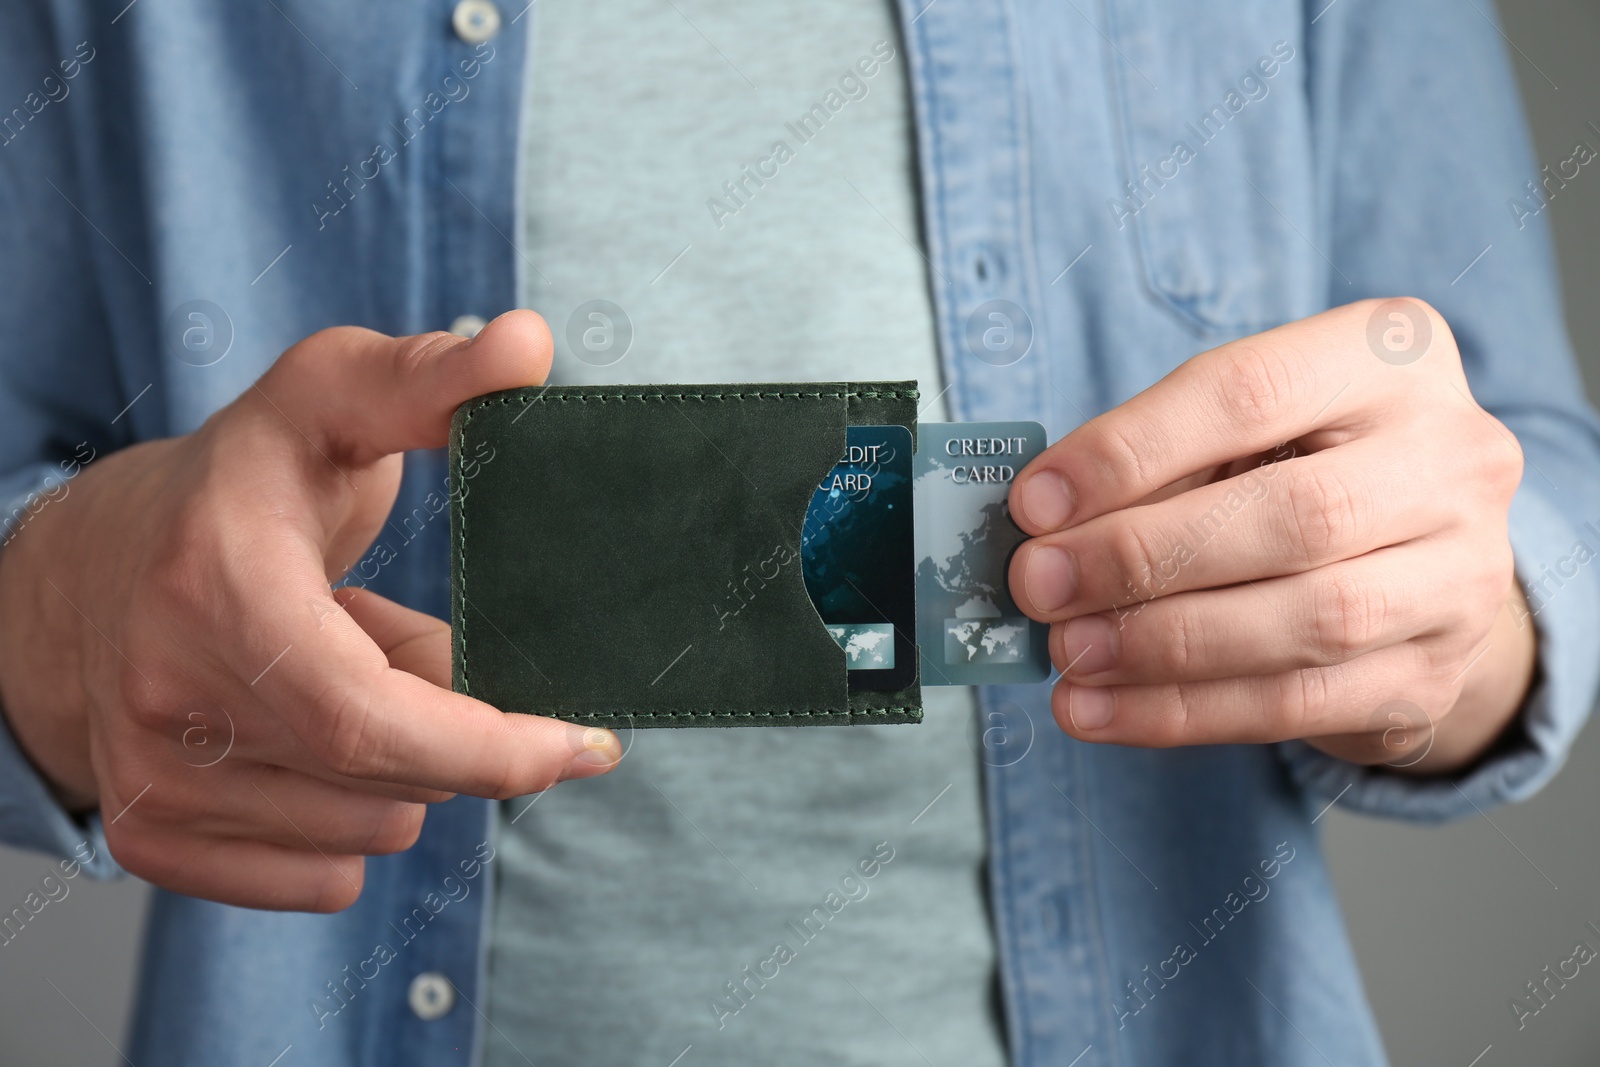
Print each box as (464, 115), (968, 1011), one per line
(450, 383), (922, 728)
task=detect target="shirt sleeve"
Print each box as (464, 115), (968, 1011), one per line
(1276, 0), (1600, 822)
(0, 673), (117, 879)
(0, 6), (135, 874)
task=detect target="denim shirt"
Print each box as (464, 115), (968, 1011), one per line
(3, 2), (1597, 1065)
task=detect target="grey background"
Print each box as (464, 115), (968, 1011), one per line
(0, 3), (1597, 1063)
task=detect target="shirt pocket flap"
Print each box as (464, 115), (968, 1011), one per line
(1106, 4), (1320, 335)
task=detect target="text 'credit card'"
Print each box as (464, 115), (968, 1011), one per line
(801, 425), (917, 692)
(914, 422), (1051, 686)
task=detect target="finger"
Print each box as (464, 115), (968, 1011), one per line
(253, 722), (456, 804)
(161, 581), (454, 803)
(1009, 299), (1450, 534)
(172, 764), (426, 855)
(174, 698), (453, 804)
(246, 569), (621, 798)
(105, 827), (366, 912)
(337, 586), (451, 687)
(1050, 642), (1448, 747)
(307, 775), (453, 805)
(304, 590), (458, 801)
(1053, 543), (1461, 686)
(301, 668), (622, 798)
(1010, 440), (1447, 619)
(256, 309), (554, 464)
(250, 726), (456, 804)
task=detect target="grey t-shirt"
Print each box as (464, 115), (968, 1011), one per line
(484, 3), (1006, 1065)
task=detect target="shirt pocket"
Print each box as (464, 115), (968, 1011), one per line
(1104, 1), (1320, 336)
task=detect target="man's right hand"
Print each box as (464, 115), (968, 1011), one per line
(0, 311), (620, 912)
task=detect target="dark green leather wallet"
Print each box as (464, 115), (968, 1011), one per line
(450, 383), (922, 728)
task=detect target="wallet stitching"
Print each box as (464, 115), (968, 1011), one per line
(552, 707), (920, 719)
(464, 389), (918, 410)
(457, 388), (916, 718)
(456, 412), (474, 698)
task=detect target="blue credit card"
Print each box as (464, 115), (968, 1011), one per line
(913, 422), (1051, 685)
(801, 425), (917, 692)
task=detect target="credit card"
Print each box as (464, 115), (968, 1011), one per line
(914, 422), (1051, 685)
(801, 425), (917, 692)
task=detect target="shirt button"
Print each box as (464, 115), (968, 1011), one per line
(408, 972), (456, 1021)
(451, 0), (501, 44)
(449, 314), (488, 338)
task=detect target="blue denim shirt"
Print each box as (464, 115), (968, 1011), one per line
(3, 2), (1597, 1064)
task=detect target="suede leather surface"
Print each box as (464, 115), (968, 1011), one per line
(450, 383), (922, 727)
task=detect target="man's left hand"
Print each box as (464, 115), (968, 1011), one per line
(1007, 298), (1535, 773)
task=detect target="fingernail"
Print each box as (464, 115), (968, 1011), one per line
(1059, 615), (1117, 675)
(1067, 685), (1116, 731)
(1019, 471), (1074, 530)
(1024, 545), (1078, 614)
(562, 726), (621, 778)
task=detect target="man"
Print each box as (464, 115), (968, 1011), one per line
(0, 1), (1594, 1064)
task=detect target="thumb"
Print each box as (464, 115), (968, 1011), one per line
(255, 310), (553, 465)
